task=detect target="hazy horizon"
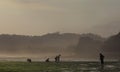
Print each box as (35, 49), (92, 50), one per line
(0, 0), (120, 60)
(0, 0), (120, 37)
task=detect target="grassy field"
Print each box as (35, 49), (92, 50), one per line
(0, 61), (119, 72)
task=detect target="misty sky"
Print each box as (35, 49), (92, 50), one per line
(0, 0), (120, 36)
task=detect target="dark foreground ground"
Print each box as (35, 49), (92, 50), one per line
(0, 61), (119, 72)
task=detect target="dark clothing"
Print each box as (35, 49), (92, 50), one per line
(55, 54), (61, 63)
(55, 56), (58, 62)
(57, 55), (61, 62)
(45, 58), (50, 62)
(100, 53), (105, 65)
(27, 58), (32, 63)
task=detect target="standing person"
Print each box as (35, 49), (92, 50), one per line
(99, 53), (105, 71)
(100, 53), (105, 65)
(55, 54), (61, 63)
(57, 54), (61, 62)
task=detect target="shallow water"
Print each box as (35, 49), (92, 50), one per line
(0, 61), (119, 72)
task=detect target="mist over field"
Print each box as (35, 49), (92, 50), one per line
(0, 32), (119, 61)
(0, 0), (119, 61)
(0, 0), (120, 72)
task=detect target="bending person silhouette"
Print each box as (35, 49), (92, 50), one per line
(100, 53), (105, 65)
(55, 56), (58, 63)
(45, 58), (50, 62)
(55, 54), (61, 63)
(27, 58), (32, 63)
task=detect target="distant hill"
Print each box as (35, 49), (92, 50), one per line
(76, 32), (120, 59)
(102, 32), (120, 59)
(0, 33), (80, 57)
(75, 33), (104, 59)
(85, 23), (120, 37)
(0, 32), (120, 60)
(0, 32), (106, 59)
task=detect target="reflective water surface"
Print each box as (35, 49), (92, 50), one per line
(0, 62), (119, 72)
